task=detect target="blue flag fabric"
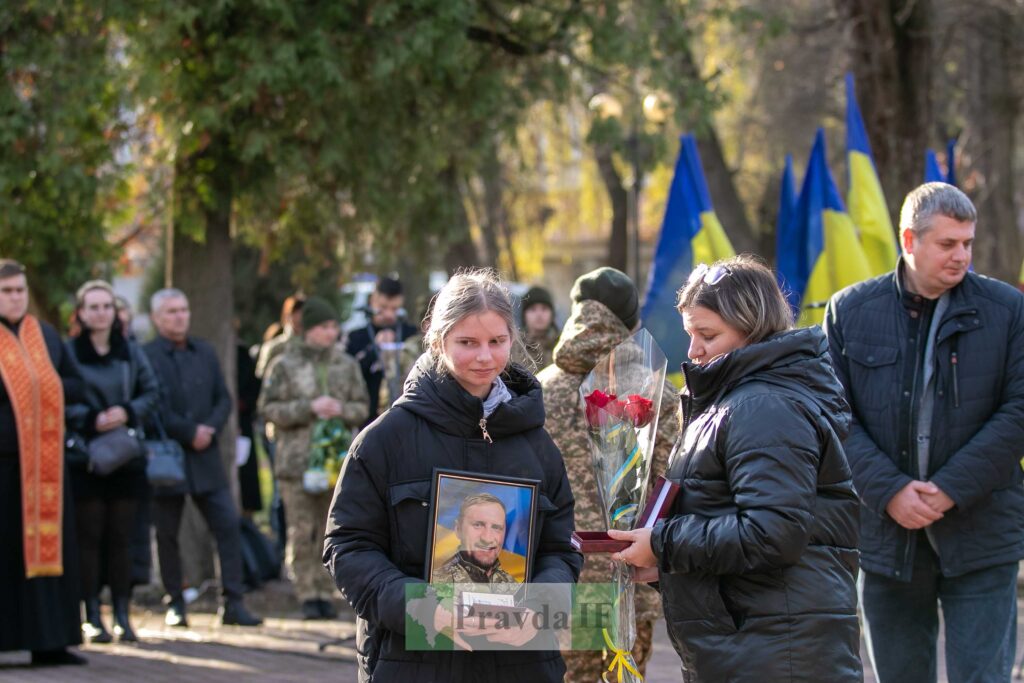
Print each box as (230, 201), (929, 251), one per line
(641, 135), (734, 371)
(775, 155), (800, 312)
(924, 140), (957, 186)
(925, 149), (945, 183)
(786, 129), (873, 325)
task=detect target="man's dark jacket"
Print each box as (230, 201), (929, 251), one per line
(345, 321), (418, 423)
(143, 335), (233, 496)
(324, 355), (581, 683)
(824, 266), (1024, 580)
(653, 327), (862, 682)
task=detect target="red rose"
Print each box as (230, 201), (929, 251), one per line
(622, 394), (654, 427)
(584, 389), (623, 428)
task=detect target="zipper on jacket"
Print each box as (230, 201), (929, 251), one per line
(479, 418), (493, 444)
(950, 351), (960, 408)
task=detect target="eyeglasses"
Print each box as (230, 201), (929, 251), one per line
(688, 263), (731, 287)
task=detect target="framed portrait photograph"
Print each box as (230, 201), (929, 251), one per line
(425, 469), (540, 588)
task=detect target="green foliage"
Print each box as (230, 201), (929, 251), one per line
(2, 0), (766, 329)
(0, 3), (126, 319)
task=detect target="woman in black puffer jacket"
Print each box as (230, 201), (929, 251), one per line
(611, 255), (862, 682)
(324, 269), (581, 683)
(66, 280), (160, 644)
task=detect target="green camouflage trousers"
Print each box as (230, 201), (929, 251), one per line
(278, 480), (337, 602)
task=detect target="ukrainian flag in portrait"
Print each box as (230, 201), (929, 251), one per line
(791, 129), (873, 326)
(846, 73), (899, 277)
(641, 134), (735, 371)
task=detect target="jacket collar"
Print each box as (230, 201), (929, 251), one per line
(891, 257), (977, 317)
(155, 334), (194, 353)
(72, 329), (130, 364)
(394, 353), (546, 439)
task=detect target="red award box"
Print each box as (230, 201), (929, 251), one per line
(570, 476), (681, 554)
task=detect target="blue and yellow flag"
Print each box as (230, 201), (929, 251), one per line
(924, 140), (957, 185)
(846, 74), (898, 277)
(641, 134), (735, 370)
(791, 129), (873, 326)
(775, 154), (801, 313)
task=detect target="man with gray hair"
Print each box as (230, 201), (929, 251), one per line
(824, 182), (1024, 682)
(143, 288), (262, 627)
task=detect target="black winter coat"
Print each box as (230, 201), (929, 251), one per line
(653, 327), (862, 682)
(324, 355), (582, 683)
(824, 266), (1024, 579)
(65, 332), (161, 499)
(143, 335), (233, 496)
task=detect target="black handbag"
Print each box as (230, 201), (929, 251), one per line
(145, 413), (185, 488)
(85, 361), (145, 476)
(88, 426), (146, 475)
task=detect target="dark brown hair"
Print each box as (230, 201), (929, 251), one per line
(676, 254), (793, 344)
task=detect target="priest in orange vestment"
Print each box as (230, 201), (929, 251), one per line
(0, 259), (86, 667)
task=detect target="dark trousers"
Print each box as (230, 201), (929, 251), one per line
(76, 496), (138, 601)
(153, 487), (244, 602)
(860, 534), (1018, 683)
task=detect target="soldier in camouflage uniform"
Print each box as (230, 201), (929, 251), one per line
(431, 493), (520, 588)
(258, 297), (370, 620)
(513, 285), (560, 372)
(537, 268), (680, 681)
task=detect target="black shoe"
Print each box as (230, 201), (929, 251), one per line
(112, 597), (138, 643)
(219, 599), (263, 627)
(31, 649), (87, 666)
(301, 599), (322, 620)
(165, 597), (189, 628)
(82, 598), (112, 644)
(318, 599), (337, 620)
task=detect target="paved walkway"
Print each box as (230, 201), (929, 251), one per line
(0, 581), (359, 682)
(5, 581), (1024, 681)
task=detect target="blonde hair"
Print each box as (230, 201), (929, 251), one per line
(424, 268), (526, 374)
(676, 254), (792, 345)
(75, 279), (115, 308)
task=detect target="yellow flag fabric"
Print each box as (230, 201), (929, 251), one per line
(848, 151), (898, 277)
(798, 209), (874, 326)
(691, 211), (736, 266)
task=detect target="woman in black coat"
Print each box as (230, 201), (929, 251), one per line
(611, 256), (862, 682)
(324, 269), (582, 683)
(66, 280), (160, 644)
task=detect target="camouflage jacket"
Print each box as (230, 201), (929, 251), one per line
(431, 551), (519, 588)
(255, 327), (296, 379)
(537, 300), (680, 622)
(258, 340), (370, 480)
(513, 325), (559, 374)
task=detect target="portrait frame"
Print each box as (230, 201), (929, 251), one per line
(424, 469), (540, 586)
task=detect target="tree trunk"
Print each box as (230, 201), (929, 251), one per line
(963, 3), (1021, 283)
(839, 0), (933, 217)
(593, 141), (629, 274)
(480, 142), (508, 275)
(170, 135), (239, 587)
(441, 166), (480, 273)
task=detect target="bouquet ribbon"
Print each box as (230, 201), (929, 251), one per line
(602, 628), (642, 683)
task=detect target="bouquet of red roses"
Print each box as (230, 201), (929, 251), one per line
(577, 329), (667, 683)
(580, 329), (667, 533)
